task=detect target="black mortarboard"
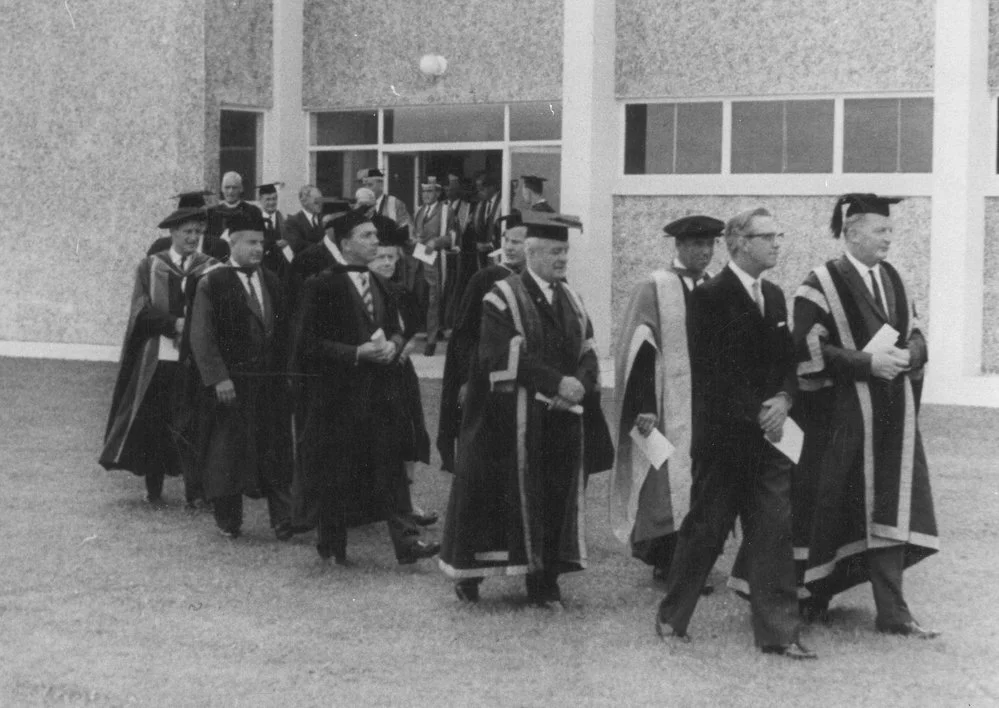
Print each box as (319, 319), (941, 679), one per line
(663, 215), (725, 240)
(359, 168), (384, 180)
(158, 207), (206, 229)
(374, 215), (409, 248)
(225, 211), (266, 234)
(830, 193), (904, 238)
(171, 190), (212, 209)
(520, 175), (547, 193)
(331, 210), (374, 244)
(321, 198), (354, 221)
(256, 181), (284, 195)
(521, 211), (582, 242)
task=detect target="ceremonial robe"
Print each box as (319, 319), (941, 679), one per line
(189, 267), (293, 531)
(289, 265), (418, 559)
(438, 272), (614, 581)
(99, 252), (219, 499)
(436, 263), (516, 472)
(413, 201), (456, 343)
(612, 270), (694, 571)
(773, 256), (936, 599)
(448, 193), (501, 325)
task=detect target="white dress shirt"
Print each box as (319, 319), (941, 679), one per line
(673, 258), (710, 291)
(526, 266), (556, 305)
(844, 250), (887, 305)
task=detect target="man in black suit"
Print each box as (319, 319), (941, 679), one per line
(283, 184), (325, 254)
(290, 210), (440, 565)
(189, 212), (293, 540)
(257, 182), (290, 276)
(654, 207), (815, 660)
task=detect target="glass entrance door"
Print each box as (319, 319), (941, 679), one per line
(383, 149), (503, 208)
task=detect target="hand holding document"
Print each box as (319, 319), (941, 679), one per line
(535, 392), (583, 415)
(863, 323), (901, 354)
(629, 426), (675, 469)
(413, 242), (438, 266)
(158, 336), (180, 362)
(766, 417), (804, 464)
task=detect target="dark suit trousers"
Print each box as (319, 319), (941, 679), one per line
(317, 412), (419, 560)
(658, 439), (800, 647)
(212, 485), (292, 535)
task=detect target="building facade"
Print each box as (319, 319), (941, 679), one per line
(2, 0), (997, 406)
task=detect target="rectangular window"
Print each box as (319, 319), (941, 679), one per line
(509, 101), (562, 141)
(311, 111), (378, 146)
(312, 149), (378, 200)
(731, 100), (834, 173)
(623, 102), (722, 174)
(843, 98), (933, 173)
(220, 110), (260, 190)
(384, 104), (504, 144)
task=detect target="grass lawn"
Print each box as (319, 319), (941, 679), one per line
(0, 356), (996, 707)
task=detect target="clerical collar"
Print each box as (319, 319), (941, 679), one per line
(220, 200), (242, 209)
(323, 235), (347, 265)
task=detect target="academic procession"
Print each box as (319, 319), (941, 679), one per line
(3, 0), (997, 688)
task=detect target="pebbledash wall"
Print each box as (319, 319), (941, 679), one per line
(1, 0), (997, 406)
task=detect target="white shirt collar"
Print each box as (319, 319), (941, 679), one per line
(844, 249), (879, 278)
(526, 266), (556, 304)
(323, 235), (347, 265)
(726, 260), (762, 300)
(168, 247), (186, 267)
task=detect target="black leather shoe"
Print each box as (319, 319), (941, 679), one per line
(655, 614), (690, 643)
(799, 596), (831, 624)
(218, 527), (240, 539)
(762, 641), (818, 660)
(423, 342), (437, 357)
(397, 540), (441, 565)
(408, 510), (439, 527)
(455, 581), (480, 603)
(877, 620), (939, 639)
(146, 494), (166, 507)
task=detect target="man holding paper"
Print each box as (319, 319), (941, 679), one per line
(100, 203), (220, 504)
(655, 207), (814, 659)
(289, 210), (440, 565)
(789, 194), (938, 638)
(412, 177), (456, 356)
(439, 211), (614, 608)
(613, 214), (723, 583)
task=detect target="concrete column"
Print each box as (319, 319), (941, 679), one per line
(925, 0), (997, 405)
(561, 0), (617, 356)
(264, 0), (309, 216)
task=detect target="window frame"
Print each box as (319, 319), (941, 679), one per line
(617, 92), (934, 197)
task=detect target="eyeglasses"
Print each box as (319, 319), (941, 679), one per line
(745, 232), (785, 242)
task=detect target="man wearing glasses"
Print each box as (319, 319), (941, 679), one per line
(654, 207), (815, 660)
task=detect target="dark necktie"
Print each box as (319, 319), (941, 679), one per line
(869, 269), (885, 312)
(358, 272), (374, 319)
(550, 281), (566, 327)
(179, 255), (188, 272)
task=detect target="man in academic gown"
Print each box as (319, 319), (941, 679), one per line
(436, 213), (526, 473)
(438, 212), (614, 608)
(289, 210), (440, 565)
(782, 194), (938, 637)
(448, 171), (503, 328)
(442, 171), (473, 327)
(411, 176), (456, 356)
(654, 207), (815, 660)
(147, 191), (229, 261)
(189, 212), (294, 540)
(283, 184), (325, 254)
(520, 175), (555, 213)
(206, 172), (264, 243)
(612, 215), (721, 582)
(100, 205), (221, 504)
(361, 167), (413, 239)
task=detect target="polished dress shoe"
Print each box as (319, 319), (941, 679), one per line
(218, 527), (240, 539)
(655, 614), (691, 643)
(397, 540), (441, 564)
(761, 641), (818, 660)
(408, 509), (439, 527)
(317, 544), (347, 564)
(799, 596), (831, 624)
(455, 581), (481, 603)
(877, 620), (940, 639)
